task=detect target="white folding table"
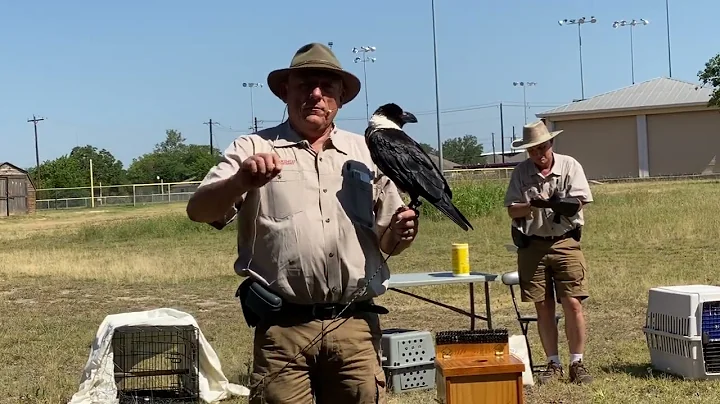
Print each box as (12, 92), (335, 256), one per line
(386, 271), (498, 330)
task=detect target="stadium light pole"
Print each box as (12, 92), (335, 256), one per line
(665, 0), (672, 77)
(512, 81), (537, 124)
(242, 82), (262, 128)
(558, 16), (597, 100)
(612, 19), (649, 85)
(352, 46), (376, 122)
(431, 0), (444, 172)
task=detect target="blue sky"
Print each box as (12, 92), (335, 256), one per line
(1, 0), (716, 171)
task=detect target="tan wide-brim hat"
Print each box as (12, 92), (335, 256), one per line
(267, 43), (361, 104)
(511, 120), (564, 149)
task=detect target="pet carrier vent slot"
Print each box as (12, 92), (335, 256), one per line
(646, 312), (690, 337)
(646, 332), (691, 358)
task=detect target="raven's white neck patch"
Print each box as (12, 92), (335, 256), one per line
(369, 114), (399, 130)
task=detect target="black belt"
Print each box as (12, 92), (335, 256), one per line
(282, 301), (389, 320)
(529, 231), (573, 242)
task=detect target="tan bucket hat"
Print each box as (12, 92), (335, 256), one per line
(511, 120), (563, 149)
(267, 43), (361, 104)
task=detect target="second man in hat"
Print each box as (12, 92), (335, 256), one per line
(504, 120), (594, 385)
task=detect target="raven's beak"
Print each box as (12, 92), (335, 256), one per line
(401, 111), (418, 124)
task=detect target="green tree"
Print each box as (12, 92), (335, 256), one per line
(419, 142), (436, 155)
(127, 129), (220, 184)
(698, 53), (720, 107)
(69, 145), (128, 187)
(28, 156), (86, 199)
(155, 129), (187, 153)
(442, 134), (486, 165)
(26, 145), (127, 198)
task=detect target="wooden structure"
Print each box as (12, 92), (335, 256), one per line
(434, 330), (525, 404)
(0, 162), (37, 216)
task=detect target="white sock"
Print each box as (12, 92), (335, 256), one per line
(570, 353), (583, 364)
(548, 355), (561, 365)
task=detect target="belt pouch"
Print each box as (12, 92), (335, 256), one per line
(511, 226), (530, 249)
(236, 278), (284, 327)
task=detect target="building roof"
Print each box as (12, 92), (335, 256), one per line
(426, 153), (460, 169)
(0, 162), (36, 189)
(0, 162), (29, 174)
(537, 77), (714, 118)
(481, 150), (523, 157)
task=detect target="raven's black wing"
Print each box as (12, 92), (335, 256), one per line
(366, 127), (451, 204)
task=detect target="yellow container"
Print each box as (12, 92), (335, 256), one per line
(451, 243), (470, 276)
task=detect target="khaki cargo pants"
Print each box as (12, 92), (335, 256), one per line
(249, 311), (386, 404)
(517, 236), (589, 304)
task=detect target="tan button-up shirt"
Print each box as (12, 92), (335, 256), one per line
(504, 153), (593, 237)
(197, 121), (405, 305)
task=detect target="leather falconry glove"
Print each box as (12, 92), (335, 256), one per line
(530, 194), (582, 223)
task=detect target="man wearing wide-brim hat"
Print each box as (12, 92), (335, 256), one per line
(504, 120), (594, 385)
(187, 43), (420, 403)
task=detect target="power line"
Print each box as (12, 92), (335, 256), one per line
(253, 102), (562, 125)
(208, 101), (564, 134)
(27, 115), (45, 187)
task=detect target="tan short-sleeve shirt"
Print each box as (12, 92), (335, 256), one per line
(197, 121), (406, 305)
(504, 153), (593, 237)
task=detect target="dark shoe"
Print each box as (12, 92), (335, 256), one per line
(537, 361), (564, 385)
(569, 360), (593, 384)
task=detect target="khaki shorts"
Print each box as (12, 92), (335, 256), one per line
(517, 236), (589, 304)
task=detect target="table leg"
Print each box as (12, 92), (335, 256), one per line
(387, 287), (489, 324)
(485, 281), (493, 329)
(469, 283), (476, 330)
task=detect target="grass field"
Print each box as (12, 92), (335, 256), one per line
(3, 178), (720, 403)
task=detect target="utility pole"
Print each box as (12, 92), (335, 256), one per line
(491, 132), (496, 163)
(254, 117), (261, 133)
(499, 102), (505, 163)
(500, 127), (505, 164)
(204, 119), (219, 155)
(27, 115), (45, 187)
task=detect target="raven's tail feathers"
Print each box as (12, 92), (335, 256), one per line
(434, 196), (474, 231)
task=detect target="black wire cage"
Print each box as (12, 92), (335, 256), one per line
(112, 325), (201, 404)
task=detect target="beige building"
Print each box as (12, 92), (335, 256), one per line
(536, 77), (719, 180)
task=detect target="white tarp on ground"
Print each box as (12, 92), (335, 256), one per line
(67, 308), (249, 404)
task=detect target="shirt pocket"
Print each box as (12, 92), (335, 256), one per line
(258, 170), (305, 220)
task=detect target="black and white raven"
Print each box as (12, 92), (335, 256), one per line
(364, 103), (474, 231)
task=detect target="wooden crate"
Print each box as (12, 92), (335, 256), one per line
(435, 354), (525, 404)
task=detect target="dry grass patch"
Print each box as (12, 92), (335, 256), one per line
(2, 179), (720, 403)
